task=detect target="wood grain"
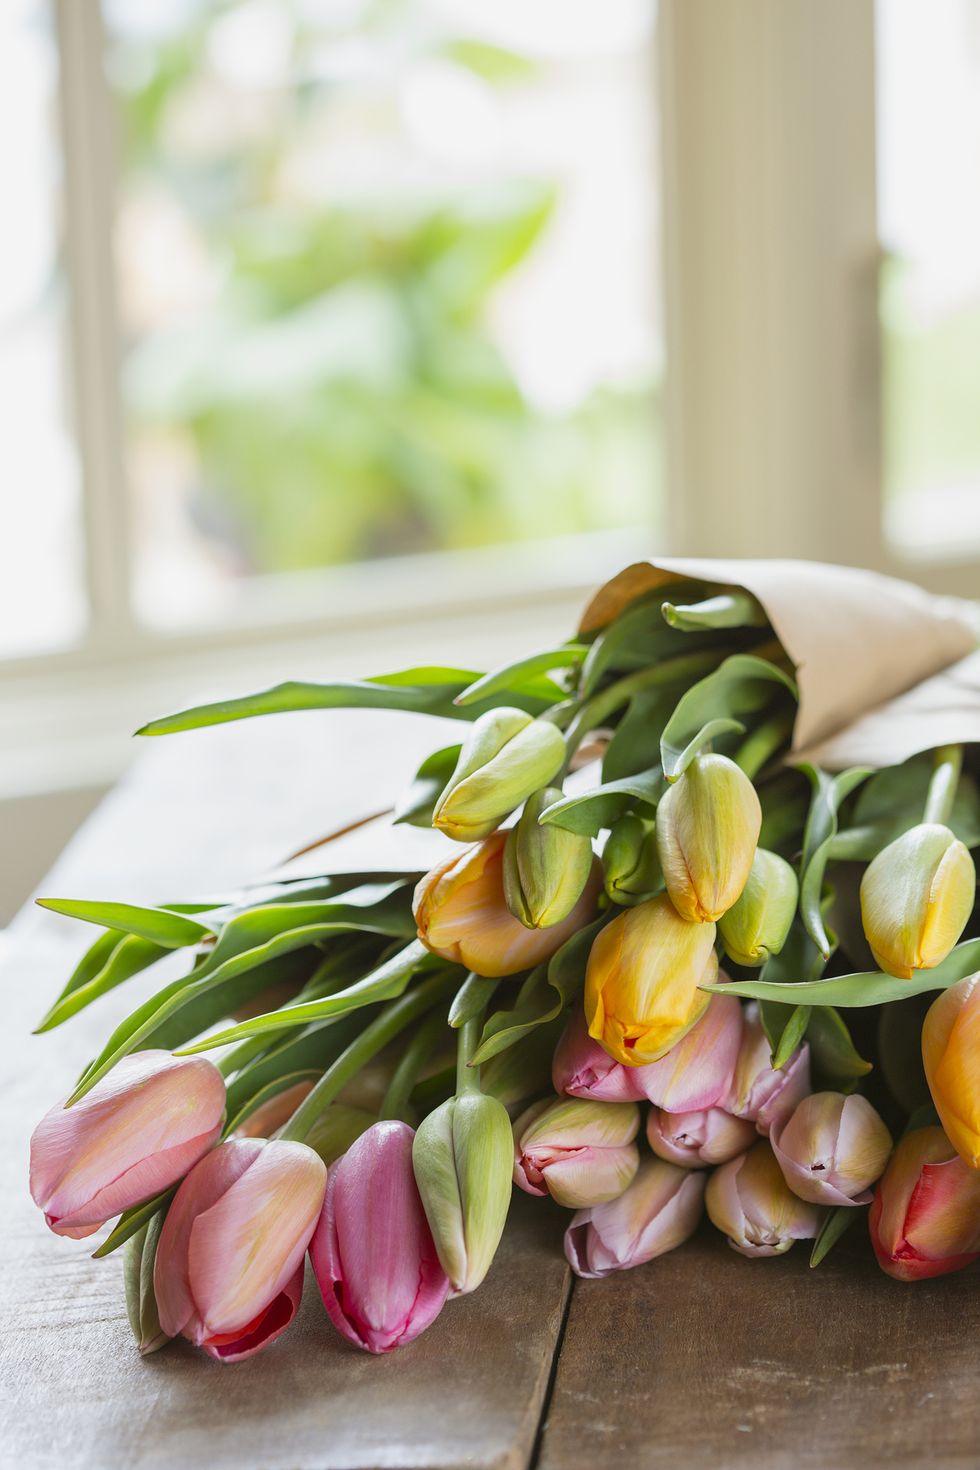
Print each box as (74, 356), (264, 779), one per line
(538, 1224), (980, 1470)
(0, 716), (571, 1470)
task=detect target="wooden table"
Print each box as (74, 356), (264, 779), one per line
(3, 711), (978, 1470)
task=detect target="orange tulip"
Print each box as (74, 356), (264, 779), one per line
(869, 1126), (980, 1281)
(922, 974), (980, 1168)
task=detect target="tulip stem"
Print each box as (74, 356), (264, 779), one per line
(378, 1008), (448, 1124)
(279, 970), (456, 1143)
(560, 649), (723, 772)
(924, 744), (963, 827)
(456, 1015), (484, 1096)
(733, 709), (793, 780)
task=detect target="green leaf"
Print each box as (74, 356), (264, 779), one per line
(810, 1205), (861, 1268)
(579, 597), (696, 699)
(539, 768), (663, 837)
(760, 1003), (812, 1068)
(223, 1014), (366, 1120)
(756, 916), (826, 1066)
(832, 757), (980, 861)
(223, 1069), (323, 1137)
(471, 916), (606, 1064)
(35, 898), (214, 947)
(798, 765), (872, 957)
(35, 934), (170, 1032)
(135, 669), (551, 736)
(448, 972), (500, 1029)
(806, 1007), (872, 1090)
(394, 744), (461, 827)
(175, 940), (440, 1054)
(661, 591), (768, 631)
(601, 687), (682, 781)
(660, 653), (797, 780)
(92, 1189), (175, 1260)
(877, 996), (933, 1112)
(453, 646), (586, 706)
(703, 935), (980, 1007)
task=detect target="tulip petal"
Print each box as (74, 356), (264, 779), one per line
(201, 1264), (305, 1362)
(638, 994), (742, 1111)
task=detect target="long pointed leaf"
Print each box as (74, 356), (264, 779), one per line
(453, 646), (587, 706)
(36, 898), (214, 947)
(660, 653), (796, 780)
(540, 768), (663, 837)
(36, 934), (170, 1033)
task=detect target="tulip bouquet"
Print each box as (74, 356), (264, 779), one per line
(28, 558), (980, 1361)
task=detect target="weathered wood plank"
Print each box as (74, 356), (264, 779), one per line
(0, 715), (571, 1470)
(538, 1225), (980, 1470)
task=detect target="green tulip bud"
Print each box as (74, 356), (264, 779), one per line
(602, 813), (663, 906)
(432, 708), (565, 842)
(412, 1090), (513, 1294)
(123, 1215), (170, 1357)
(860, 823), (976, 979)
(718, 847), (799, 967)
(503, 787), (597, 928)
(656, 752), (761, 922)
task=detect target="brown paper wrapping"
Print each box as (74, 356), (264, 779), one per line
(579, 558), (978, 766)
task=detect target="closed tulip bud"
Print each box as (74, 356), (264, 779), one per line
(718, 848), (798, 967)
(564, 1158), (706, 1278)
(503, 787), (598, 929)
(922, 974), (980, 1167)
(432, 708), (565, 842)
(552, 1009), (650, 1102)
(771, 1092), (892, 1206)
(30, 1050), (226, 1239)
(413, 1092), (513, 1295)
(154, 1137), (326, 1361)
(634, 991), (743, 1112)
(869, 1126), (980, 1281)
(414, 831), (600, 977)
(513, 1097), (640, 1208)
(584, 895), (717, 1066)
(656, 753), (762, 923)
(727, 1003), (811, 1134)
(860, 823), (975, 979)
(706, 1140), (823, 1257)
(602, 814), (663, 907)
(647, 1106), (757, 1167)
(310, 1121), (449, 1354)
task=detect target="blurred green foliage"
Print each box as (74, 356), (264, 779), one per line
(114, 2), (659, 575)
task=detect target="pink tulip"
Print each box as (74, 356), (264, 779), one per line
(512, 1097), (640, 1208)
(706, 1140), (823, 1257)
(771, 1092), (892, 1206)
(310, 1121), (450, 1354)
(869, 1126), (980, 1282)
(551, 1010), (649, 1101)
(647, 1105), (757, 1167)
(564, 1158), (705, 1278)
(726, 1003), (810, 1134)
(154, 1137), (326, 1362)
(634, 992), (743, 1112)
(30, 1050), (226, 1239)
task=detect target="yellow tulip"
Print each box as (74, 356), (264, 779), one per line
(584, 894), (717, 1066)
(414, 831), (600, 977)
(860, 823), (975, 979)
(656, 753), (761, 923)
(922, 974), (980, 1168)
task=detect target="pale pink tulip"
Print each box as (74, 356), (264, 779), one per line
(564, 1158), (705, 1278)
(771, 1092), (892, 1206)
(551, 1010), (649, 1102)
(634, 992), (743, 1112)
(310, 1121), (450, 1354)
(869, 1126), (980, 1282)
(647, 1105), (757, 1167)
(512, 1097), (640, 1208)
(30, 1050), (226, 1239)
(706, 1140), (823, 1257)
(154, 1137), (326, 1362)
(726, 1003), (810, 1134)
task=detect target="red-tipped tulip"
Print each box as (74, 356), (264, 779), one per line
(310, 1121), (450, 1354)
(771, 1092), (892, 1206)
(726, 1003), (810, 1134)
(513, 1097), (640, 1208)
(869, 1126), (980, 1281)
(633, 992), (743, 1112)
(154, 1137), (326, 1361)
(551, 1010), (650, 1102)
(647, 1106), (756, 1167)
(30, 1050), (226, 1239)
(705, 1140), (823, 1257)
(564, 1158), (706, 1278)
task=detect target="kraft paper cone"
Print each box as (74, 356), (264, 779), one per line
(579, 558), (977, 758)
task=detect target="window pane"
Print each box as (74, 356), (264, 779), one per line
(877, 0), (980, 558)
(105, 0), (662, 629)
(0, 0), (86, 658)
